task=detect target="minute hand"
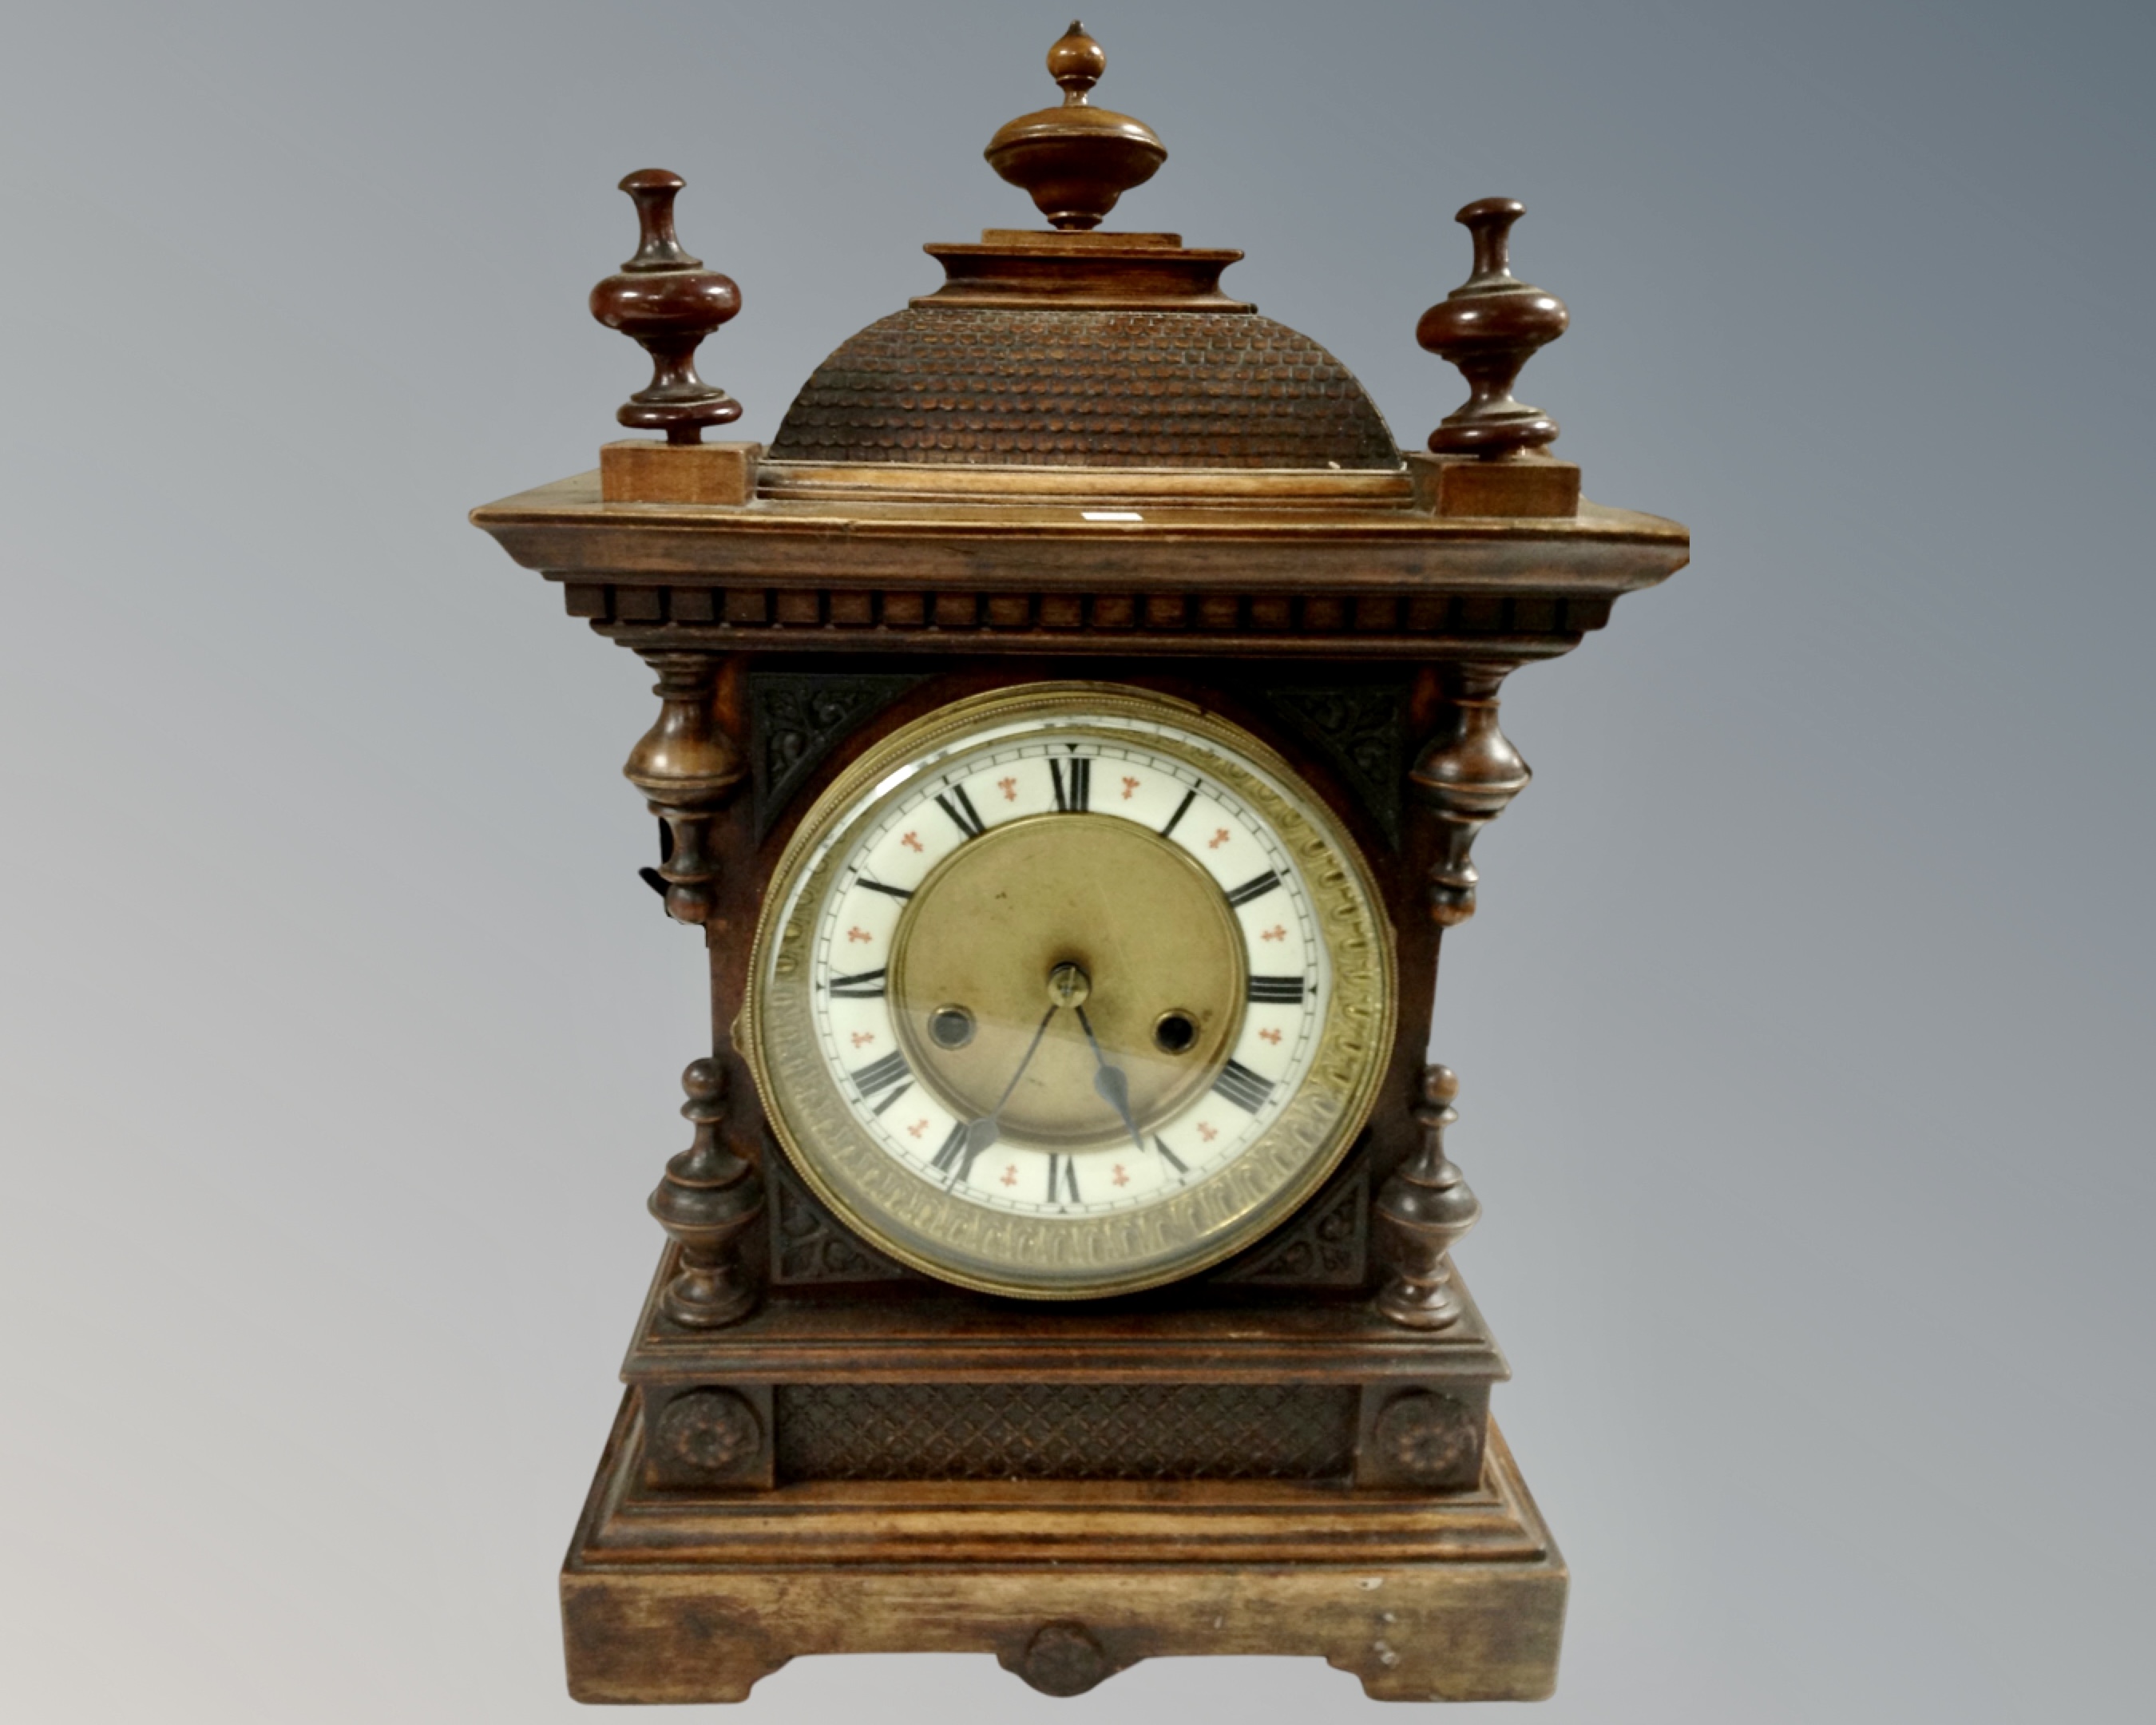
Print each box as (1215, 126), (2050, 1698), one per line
(947, 1003), (1059, 1184)
(1074, 1005), (1147, 1153)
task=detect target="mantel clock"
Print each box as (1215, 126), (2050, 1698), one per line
(473, 25), (1689, 1704)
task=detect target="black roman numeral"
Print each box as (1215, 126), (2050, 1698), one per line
(828, 967), (888, 998)
(1211, 1058), (1274, 1112)
(935, 783), (986, 839)
(1046, 1154), (1080, 1204)
(931, 1120), (970, 1175)
(1224, 869), (1283, 907)
(850, 1049), (912, 1112)
(932, 1119), (995, 1182)
(1052, 750), (1095, 811)
(856, 878), (913, 902)
(1154, 1136), (1189, 1176)
(1050, 755), (1091, 812)
(1246, 974), (1306, 1004)
(1161, 787), (1197, 839)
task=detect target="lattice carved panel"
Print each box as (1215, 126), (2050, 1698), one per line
(775, 1382), (1356, 1482)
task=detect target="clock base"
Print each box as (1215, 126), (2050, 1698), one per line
(561, 1390), (1564, 1703)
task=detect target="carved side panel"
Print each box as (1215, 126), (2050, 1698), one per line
(1263, 681), (1409, 846)
(767, 1158), (914, 1287)
(750, 671), (923, 836)
(1211, 1164), (1367, 1287)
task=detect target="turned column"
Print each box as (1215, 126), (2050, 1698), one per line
(623, 652), (742, 925)
(1373, 1065), (1482, 1329)
(648, 1057), (765, 1328)
(624, 651), (763, 1326)
(1382, 664), (1524, 1326)
(1410, 660), (1532, 926)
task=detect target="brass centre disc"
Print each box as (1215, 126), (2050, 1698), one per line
(888, 813), (1246, 1148)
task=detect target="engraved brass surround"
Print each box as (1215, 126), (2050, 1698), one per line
(742, 683), (1397, 1299)
(888, 813), (1246, 1148)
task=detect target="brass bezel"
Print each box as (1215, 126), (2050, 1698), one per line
(741, 682), (1397, 1299)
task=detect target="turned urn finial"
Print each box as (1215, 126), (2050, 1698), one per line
(1373, 1064), (1484, 1330)
(1417, 198), (1569, 458)
(985, 22), (1167, 230)
(648, 1056), (764, 1328)
(589, 169), (743, 445)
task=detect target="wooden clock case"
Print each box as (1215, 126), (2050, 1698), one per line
(472, 32), (1687, 1704)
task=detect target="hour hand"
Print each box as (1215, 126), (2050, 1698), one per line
(1093, 1061), (1146, 1149)
(1076, 1005), (1147, 1152)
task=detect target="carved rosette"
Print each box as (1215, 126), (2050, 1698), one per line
(1371, 1389), (1480, 1485)
(1409, 662), (1531, 926)
(1373, 1065), (1482, 1330)
(623, 652), (743, 924)
(652, 1388), (763, 1474)
(649, 1057), (766, 1328)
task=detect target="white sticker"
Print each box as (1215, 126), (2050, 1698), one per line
(1081, 510), (1144, 521)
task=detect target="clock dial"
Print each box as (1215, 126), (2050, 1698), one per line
(743, 683), (1395, 1299)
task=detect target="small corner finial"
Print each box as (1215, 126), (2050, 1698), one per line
(1373, 1061), (1483, 1330)
(589, 169), (743, 446)
(1048, 21), (1106, 105)
(1416, 198), (1570, 458)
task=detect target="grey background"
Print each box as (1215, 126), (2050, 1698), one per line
(3, 2), (2150, 1720)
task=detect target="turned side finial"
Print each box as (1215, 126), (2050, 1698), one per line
(985, 24), (1166, 230)
(1373, 1064), (1484, 1330)
(648, 1057), (765, 1329)
(623, 652), (745, 926)
(589, 169), (743, 445)
(1417, 198), (1569, 458)
(1409, 662), (1532, 927)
